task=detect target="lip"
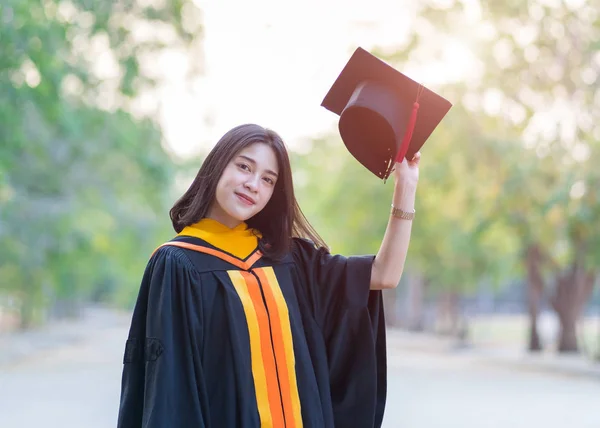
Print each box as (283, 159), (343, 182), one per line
(235, 192), (256, 205)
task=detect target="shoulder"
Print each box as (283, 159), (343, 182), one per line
(148, 244), (197, 273)
(291, 237), (331, 252)
(290, 237), (339, 269)
(140, 244), (203, 299)
(291, 237), (329, 257)
(291, 237), (316, 251)
(137, 244), (204, 318)
(290, 238), (374, 274)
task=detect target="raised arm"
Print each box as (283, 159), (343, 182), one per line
(370, 152), (420, 290)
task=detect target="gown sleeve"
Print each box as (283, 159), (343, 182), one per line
(291, 238), (387, 428)
(117, 245), (209, 428)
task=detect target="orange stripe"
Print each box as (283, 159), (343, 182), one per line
(240, 271), (285, 428)
(228, 271), (273, 427)
(152, 241), (262, 270)
(254, 268), (303, 428)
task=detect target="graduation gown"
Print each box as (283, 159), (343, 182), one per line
(116, 235), (387, 428)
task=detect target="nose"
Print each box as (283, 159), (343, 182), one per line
(244, 175), (259, 193)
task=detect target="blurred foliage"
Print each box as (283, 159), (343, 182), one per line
(2, 0), (599, 346)
(0, 0), (203, 327)
(296, 0), (600, 307)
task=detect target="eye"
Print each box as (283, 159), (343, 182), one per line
(237, 163), (251, 172)
(263, 177), (275, 185)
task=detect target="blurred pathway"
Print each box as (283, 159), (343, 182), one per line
(383, 333), (600, 428)
(1, 309), (599, 428)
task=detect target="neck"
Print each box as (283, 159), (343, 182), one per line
(206, 205), (242, 229)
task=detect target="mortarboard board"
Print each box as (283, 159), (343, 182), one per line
(321, 47), (453, 180)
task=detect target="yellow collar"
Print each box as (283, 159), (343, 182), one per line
(177, 218), (260, 259)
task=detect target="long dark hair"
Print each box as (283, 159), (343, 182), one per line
(169, 123), (327, 260)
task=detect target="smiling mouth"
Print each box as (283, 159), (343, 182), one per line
(235, 192), (256, 205)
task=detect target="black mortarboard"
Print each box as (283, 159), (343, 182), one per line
(321, 47), (453, 180)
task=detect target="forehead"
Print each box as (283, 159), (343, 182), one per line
(236, 143), (279, 172)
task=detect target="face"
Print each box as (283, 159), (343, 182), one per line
(208, 143), (279, 228)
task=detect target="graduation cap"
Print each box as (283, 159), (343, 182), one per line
(321, 47), (452, 180)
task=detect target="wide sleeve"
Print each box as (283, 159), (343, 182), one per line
(117, 246), (209, 428)
(291, 238), (387, 428)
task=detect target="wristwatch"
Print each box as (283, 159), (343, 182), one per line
(390, 204), (415, 220)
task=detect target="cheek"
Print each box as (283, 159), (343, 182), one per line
(260, 186), (276, 208)
(217, 169), (238, 192)
(215, 174), (234, 204)
(215, 178), (226, 197)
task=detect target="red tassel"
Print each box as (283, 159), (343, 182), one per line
(395, 101), (420, 163)
(394, 84), (424, 164)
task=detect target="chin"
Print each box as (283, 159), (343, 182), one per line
(227, 208), (256, 223)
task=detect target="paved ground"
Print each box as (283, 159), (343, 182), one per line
(1, 309), (599, 428)
(382, 347), (600, 427)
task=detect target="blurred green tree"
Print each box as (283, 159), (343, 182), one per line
(295, 0), (600, 354)
(0, 0), (203, 328)
(378, 0), (600, 352)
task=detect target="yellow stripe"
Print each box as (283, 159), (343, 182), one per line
(260, 267), (303, 427)
(253, 269), (294, 426)
(241, 271), (285, 428)
(228, 271), (273, 427)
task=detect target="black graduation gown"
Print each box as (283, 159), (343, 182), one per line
(116, 235), (386, 428)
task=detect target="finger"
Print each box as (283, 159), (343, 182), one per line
(409, 152), (421, 165)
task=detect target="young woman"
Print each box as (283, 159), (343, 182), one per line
(117, 123), (419, 428)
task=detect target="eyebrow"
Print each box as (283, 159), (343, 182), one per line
(238, 155), (279, 177)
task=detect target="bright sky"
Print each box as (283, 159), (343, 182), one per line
(157, 0), (480, 158)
